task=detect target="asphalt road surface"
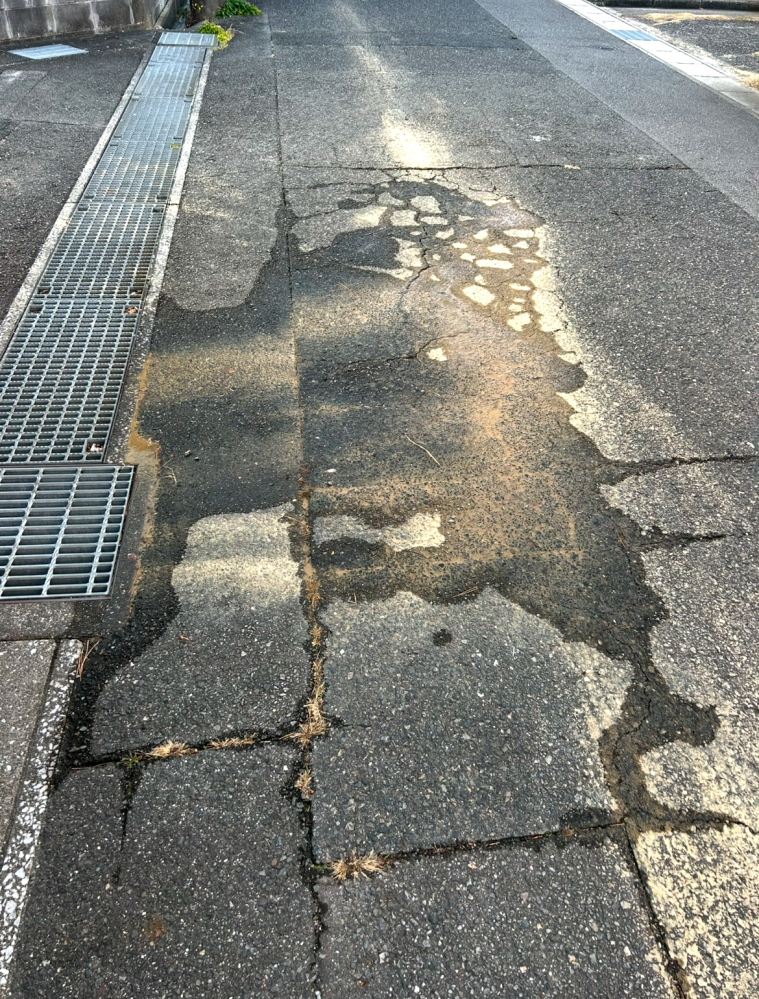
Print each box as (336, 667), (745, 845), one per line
(1, 1), (758, 997)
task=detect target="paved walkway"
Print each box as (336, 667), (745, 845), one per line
(1, 2), (758, 997)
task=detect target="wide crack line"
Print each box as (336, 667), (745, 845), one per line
(620, 825), (690, 999)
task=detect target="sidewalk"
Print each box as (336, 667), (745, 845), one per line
(1, 2), (759, 996)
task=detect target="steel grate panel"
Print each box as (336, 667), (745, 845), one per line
(0, 299), (138, 463)
(113, 93), (194, 141)
(35, 202), (164, 300)
(133, 50), (205, 99)
(157, 32), (217, 47)
(83, 99), (194, 202)
(0, 466), (133, 599)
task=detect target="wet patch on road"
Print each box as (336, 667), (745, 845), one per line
(290, 170), (725, 853)
(63, 206), (307, 764)
(291, 172), (662, 664)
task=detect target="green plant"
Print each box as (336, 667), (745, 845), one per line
(215, 0), (261, 15)
(198, 20), (234, 46)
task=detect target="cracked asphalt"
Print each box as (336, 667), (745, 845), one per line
(2, 1), (759, 997)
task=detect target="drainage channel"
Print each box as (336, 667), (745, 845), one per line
(0, 32), (215, 601)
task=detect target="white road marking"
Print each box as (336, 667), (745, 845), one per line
(551, 0), (759, 119)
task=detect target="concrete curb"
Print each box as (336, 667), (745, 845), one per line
(601, 1), (759, 10)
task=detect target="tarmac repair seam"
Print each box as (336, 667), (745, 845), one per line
(550, 0), (759, 119)
(0, 32), (213, 991)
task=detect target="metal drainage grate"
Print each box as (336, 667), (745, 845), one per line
(0, 32), (212, 599)
(36, 202), (164, 300)
(157, 32), (217, 47)
(9, 44), (87, 60)
(82, 99), (195, 202)
(0, 299), (138, 463)
(134, 47), (207, 99)
(0, 466), (133, 599)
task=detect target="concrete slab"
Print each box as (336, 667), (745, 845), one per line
(0, 603), (74, 642)
(317, 832), (676, 998)
(9, 745), (315, 997)
(635, 825), (759, 999)
(160, 16), (282, 313)
(6, 765), (123, 999)
(0, 641), (54, 848)
(311, 589), (630, 859)
(605, 463), (759, 828)
(92, 505), (311, 753)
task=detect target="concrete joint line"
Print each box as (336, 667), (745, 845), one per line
(550, 0), (759, 119)
(0, 641), (80, 994)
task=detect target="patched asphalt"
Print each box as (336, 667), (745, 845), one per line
(4, 1), (759, 996)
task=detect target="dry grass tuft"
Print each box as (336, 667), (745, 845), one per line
(295, 769), (314, 799)
(736, 69), (759, 92)
(208, 736), (255, 750)
(76, 638), (99, 679)
(312, 655), (324, 686)
(642, 11), (759, 23)
(331, 851), (387, 881)
(146, 740), (196, 760)
(304, 569), (321, 609)
(287, 681), (326, 746)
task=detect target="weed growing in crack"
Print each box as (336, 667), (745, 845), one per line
(286, 670), (326, 747)
(146, 740), (196, 760)
(208, 735), (256, 749)
(331, 851), (387, 881)
(295, 768), (314, 799)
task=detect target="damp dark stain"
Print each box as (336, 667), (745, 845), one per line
(297, 179), (662, 667)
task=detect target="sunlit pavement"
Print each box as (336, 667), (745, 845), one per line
(1, 3), (758, 996)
